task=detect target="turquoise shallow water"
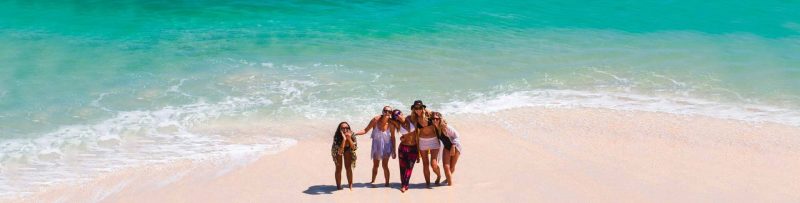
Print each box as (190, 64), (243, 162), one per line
(1, 0), (799, 197)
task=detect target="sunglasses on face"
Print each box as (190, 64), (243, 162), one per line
(432, 117), (441, 120)
(341, 126), (350, 130)
(383, 109), (392, 113)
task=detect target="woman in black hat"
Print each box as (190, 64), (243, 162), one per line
(407, 100), (442, 187)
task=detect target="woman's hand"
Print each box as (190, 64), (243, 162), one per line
(391, 151), (397, 159)
(338, 147), (344, 156)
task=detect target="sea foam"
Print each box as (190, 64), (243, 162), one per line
(0, 96), (294, 198)
(440, 89), (800, 127)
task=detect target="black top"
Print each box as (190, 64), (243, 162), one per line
(415, 117), (433, 129)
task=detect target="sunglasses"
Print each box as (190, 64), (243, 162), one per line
(383, 109), (392, 113)
(432, 117), (441, 120)
(341, 126), (351, 130)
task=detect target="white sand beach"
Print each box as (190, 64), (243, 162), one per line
(8, 107), (800, 202)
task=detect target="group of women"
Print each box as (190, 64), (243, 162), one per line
(331, 100), (462, 192)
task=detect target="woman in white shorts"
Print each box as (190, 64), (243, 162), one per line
(407, 100), (442, 187)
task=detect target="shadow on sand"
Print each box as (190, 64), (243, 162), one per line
(303, 182), (444, 195)
(302, 183), (369, 195)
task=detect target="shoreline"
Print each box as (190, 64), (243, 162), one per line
(7, 107), (800, 202)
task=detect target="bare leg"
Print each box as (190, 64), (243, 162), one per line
(442, 149), (453, 186)
(382, 157), (390, 187)
(344, 153), (354, 190)
(371, 159), (379, 185)
(451, 148), (460, 174)
(421, 150), (431, 187)
(334, 155), (343, 190)
(430, 148), (441, 185)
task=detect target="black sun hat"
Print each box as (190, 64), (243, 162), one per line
(411, 100), (426, 109)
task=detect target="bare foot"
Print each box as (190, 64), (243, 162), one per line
(443, 178), (453, 186)
(400, 187), (406, 193)
(337, 186), (343, 190)
(435, 176), (441, 185)
(385, 183), (390, 187)
(426, 183), (431, 188)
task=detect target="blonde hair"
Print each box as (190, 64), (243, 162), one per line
(431, 111), (448, 135)
(409, 108), (431, 127)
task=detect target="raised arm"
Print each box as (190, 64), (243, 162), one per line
(355, 117), (377, 136)
(344, 131), (355, 149)
(338, 131), (346, 155)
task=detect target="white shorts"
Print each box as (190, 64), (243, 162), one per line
(418, 137), (441, 151)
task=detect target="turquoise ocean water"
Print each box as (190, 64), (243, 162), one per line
(1, 0), (799, 196)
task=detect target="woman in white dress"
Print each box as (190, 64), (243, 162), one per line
(355, 106), (397, 187)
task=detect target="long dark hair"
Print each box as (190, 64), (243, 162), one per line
(334, 121), (350, 141)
